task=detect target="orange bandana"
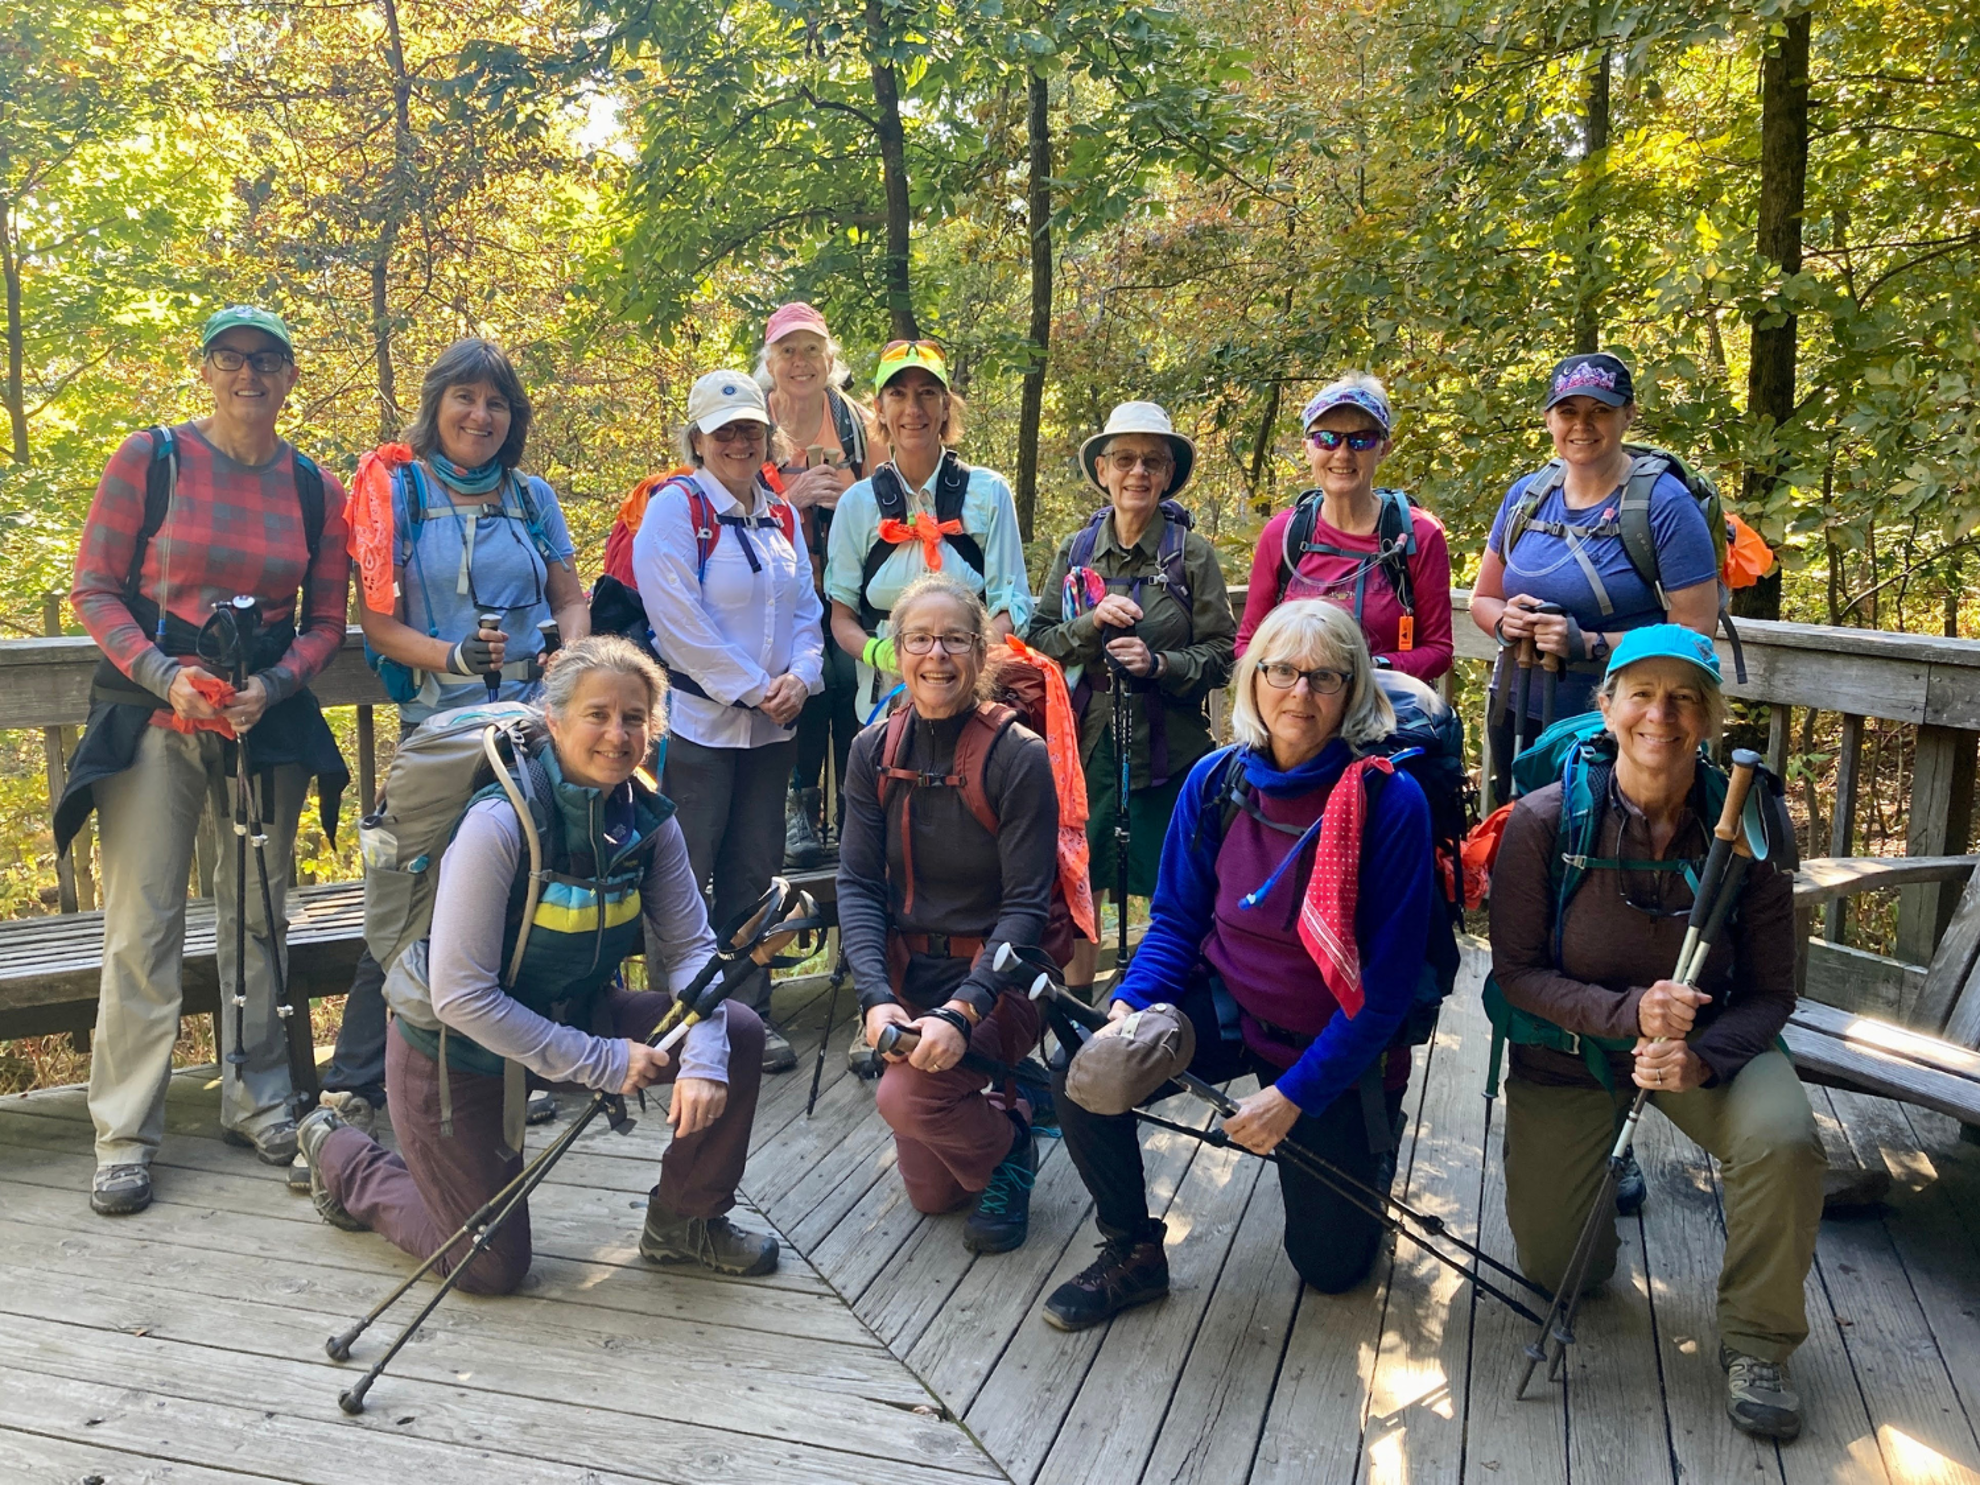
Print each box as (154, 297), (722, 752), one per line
(347, 443), (416, 614)
(878, 512), (964, 570)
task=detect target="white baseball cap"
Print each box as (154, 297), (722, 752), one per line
(686, 370), (771, 433)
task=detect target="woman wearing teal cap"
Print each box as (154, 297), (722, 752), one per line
(1488, 623), (1822, 1443)
(823, 341), (1032, 719)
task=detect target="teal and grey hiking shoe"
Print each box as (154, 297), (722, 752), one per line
(297, 1107), (367, 1232)
(963, 1122), (1036, 1254)
(1720, 1344), (1803, 1441)
(91, 1163), (152, 1217)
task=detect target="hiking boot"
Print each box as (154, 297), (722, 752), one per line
(784, 786), (824, 870)
(639, 1201), (780, 1277)
(1615, 1151), (1648, 1215)
(223, 1117), (299, 1166)
(1720, 1344), (1803, 1441)
(527, 1088), (557, 1125)
(292, 1092), (379, 1189)
(762, 1021), (798, 1074)
(963, 1122), (1036, 1255)
(1022, 1067), (1059, 1136)
(91, 1163), (152, 1217)
(1043, 1225), (1170, 1331)
(848, 1034), (882, 1079)
(296, 1108), (367, 1233)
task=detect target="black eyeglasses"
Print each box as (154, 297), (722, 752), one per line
(1258, 661), (1349, 694)
(1307, 429), (1384, 452)
(206, 347), (292, 374)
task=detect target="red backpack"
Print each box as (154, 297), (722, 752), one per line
(600, 466), (796, 590)
(875, 650), (1093, 970)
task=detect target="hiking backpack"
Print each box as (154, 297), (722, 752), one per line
(127, 425), (327, 638)
(874, 651), (1092, 966)
(591, 467), (798, 655)
(857, 451), (983, 629)
(358, 701), (546, 977)
(1500, 444), (1752, 679)
(1064, 498), (1196, 632)
(1191, 669), (1470, 1049)
(1473, 712), (1798, 1093)
(1274, 486), (1419, 637)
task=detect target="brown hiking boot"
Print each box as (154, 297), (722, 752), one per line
(639, 1199), (780, 1277)
(1042, 1223), (1169, 1331)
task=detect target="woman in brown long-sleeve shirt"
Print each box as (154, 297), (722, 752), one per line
(839, 574), (1060, 1257)
(1489, 624), (1823, 1445)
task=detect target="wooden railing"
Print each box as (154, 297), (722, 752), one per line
(8, 590), (1980, 1020)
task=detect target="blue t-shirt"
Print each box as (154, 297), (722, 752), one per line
(395, 467), (576, 725)
(1486, 465), (1718, 717)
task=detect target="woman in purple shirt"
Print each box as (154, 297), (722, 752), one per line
(1042, 601), (1434, 1331)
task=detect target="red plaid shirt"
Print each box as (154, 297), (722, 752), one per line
(71, 423), (351, 704)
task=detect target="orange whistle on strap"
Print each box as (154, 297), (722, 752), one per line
(878, 512), (964, 571)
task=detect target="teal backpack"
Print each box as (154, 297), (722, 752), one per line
(1482, 712), (1794, 1095)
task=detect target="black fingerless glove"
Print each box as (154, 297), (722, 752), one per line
(447, 631), (501, 676)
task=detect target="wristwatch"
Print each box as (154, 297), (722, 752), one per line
(1588, 632), (1611, 665)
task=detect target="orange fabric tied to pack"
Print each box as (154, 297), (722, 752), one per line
(1459, 802), (1515, 911)
(878, 512), (964, 571)
(347, 443), (417, 615)
(997, 637), (1098, 943)
(1722, 512), (1774, 591)
(603, 471), (681, 589)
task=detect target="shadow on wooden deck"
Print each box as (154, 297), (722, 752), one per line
(4, 946), (1980, 1484)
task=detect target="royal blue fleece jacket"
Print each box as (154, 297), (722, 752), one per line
(1115, 738), (1434, 1114)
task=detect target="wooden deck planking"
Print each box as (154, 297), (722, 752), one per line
(12, 947), (1980, 1483)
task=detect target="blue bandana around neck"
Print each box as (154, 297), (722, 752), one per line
(428, 450), (506, 497)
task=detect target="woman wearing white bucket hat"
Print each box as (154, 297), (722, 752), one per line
(1027, 401), (1235, 996)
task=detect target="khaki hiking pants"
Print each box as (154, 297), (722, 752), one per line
(89, 725), (308, 1167)
(1503, 1049), (1826, 1363)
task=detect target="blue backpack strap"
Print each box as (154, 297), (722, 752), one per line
(1156, 499), (1195, 630)
(509, 473), (565, 570)
(1501, 465), (1565, 561)
(1067, 507), (1108, 572)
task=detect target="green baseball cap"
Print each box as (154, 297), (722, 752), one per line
(1605, 623), (1722, 686)
(200, 305), (294, 354)
(873, 338), (950, 394)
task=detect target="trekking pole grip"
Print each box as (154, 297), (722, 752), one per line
(1716, 749), (1762, 844)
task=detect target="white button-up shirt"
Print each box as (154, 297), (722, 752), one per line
(632, 466), (824, 750)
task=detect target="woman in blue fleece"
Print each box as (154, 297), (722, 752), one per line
(1043, 600), (1434, 1330)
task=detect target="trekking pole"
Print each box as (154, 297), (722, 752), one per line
(806, 948), (850, 1119)
(990, 945), (1549, 1316)
(1512, 633), (1538, 756)
(1513, 750), (1760, 1399)
(242, 752), (318, 1118)
(478, 612), (503, 703)
(1110, 655), (1133, 981)
(1534, 603), (1565, 729)
(207, 596), (260, 1077)
(329, 886), (826, 1414)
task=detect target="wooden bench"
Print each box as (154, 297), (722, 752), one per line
(1788, 855), (1980, 1125)
(0, 867), (841, 1048)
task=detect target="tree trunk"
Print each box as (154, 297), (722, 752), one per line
(1015, 70), (1052, 542)
(1572, 33), (1611, 354)
(2, 204), (27, 464)
(867, 0), (918, 341)
(1734, 7), (1812, 623)
(371, 0), (416, 440)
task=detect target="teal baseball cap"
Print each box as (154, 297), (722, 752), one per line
(1605, 623), (1722, 686)
(200, 304), (294, 354)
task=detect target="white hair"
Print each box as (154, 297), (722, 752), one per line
(1230, 601), (1395, 752)
(754, 333), (855, 399)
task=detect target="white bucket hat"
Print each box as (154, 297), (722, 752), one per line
(1078, 401), (1196, 497)
(686, 370), (771, 434)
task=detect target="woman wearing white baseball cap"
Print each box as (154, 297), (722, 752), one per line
(633, 370), (824, 1072)
(1026, 400), (1235, 998)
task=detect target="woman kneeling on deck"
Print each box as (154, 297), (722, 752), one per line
(838, 575), (1062, 1256)
(1489, 624), (1823, 1441)
(299, 636), (779, 1289)
(1044, 600), (1436, 1330)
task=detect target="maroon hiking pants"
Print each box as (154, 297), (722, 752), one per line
(319, 988), (764, 1295)
(874, 991), (1040, 1214)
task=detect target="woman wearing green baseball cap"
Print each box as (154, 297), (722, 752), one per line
(822, 341), (1033, 724)
(1489, 623), (1822, 1444)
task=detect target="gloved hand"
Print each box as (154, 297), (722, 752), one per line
(862, 635), (898, 673)
(447, 627), (504, 677)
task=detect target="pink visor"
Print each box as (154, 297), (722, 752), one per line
(764, 302), (830, 346)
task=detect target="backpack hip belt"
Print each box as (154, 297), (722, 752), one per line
(1482, 975), (1635, 1098)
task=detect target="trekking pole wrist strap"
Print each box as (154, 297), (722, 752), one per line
(925, 1005), (975, 1040)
